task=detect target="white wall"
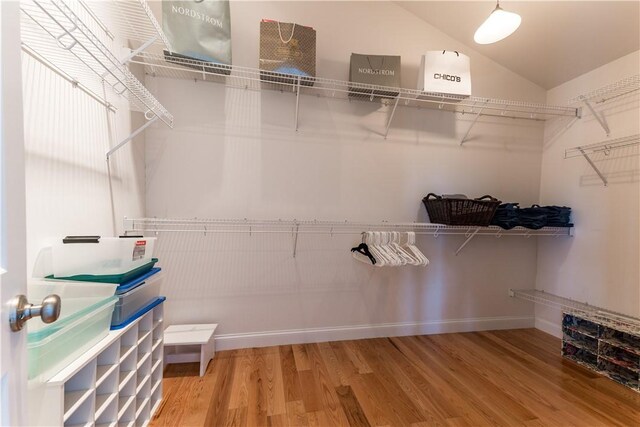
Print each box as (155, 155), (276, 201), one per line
(144, 1), (553, 349)
(21, 6), (146, 277)
(535, 50), (640, 337)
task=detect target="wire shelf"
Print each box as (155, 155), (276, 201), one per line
(569, 74), (640, 104)
(85, 0), (173, 53)
(565, 134), (640, 159)
(124, 217), (573, 237)
(21, 0), (173, 127)
(130, 52), (579, 122)
(510, 289), (640, 333)
(21, 24), (113, 109)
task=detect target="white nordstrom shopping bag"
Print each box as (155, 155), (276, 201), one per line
(418, 51), (471, 98)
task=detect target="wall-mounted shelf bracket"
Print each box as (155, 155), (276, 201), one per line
(294, 78), (301, 131)
(565, 134), (640, 187)
(384, 96), (400, 139)
(569, 75), (640, 135)
(120, 35), (158, 65)
(581, 98), (610, 136)
(102, 35), (159, 78)
(106, 115), (158, 159)
(454, 227), (481, 255)
(292, 224), (300, 258)
(460, 103), (487, 145)
(579, 148), (607, 186)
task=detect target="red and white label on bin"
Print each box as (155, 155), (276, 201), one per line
(132, 240), (146, 261)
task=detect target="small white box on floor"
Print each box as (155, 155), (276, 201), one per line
(164, 324), (218, 377)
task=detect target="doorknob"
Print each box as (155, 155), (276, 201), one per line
(9, 294), (61, 332)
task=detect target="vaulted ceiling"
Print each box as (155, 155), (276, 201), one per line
(395, 1), (640, 89)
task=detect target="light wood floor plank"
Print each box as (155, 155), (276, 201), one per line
(151, 329), (639, 427)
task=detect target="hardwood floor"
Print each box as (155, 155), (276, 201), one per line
(150, 329), (640, 426)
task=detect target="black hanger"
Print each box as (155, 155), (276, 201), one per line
(351, 243), (377, 265)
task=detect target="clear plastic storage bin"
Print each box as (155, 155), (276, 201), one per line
(28, 280), (117, 330)
(27, 296), (117, 382)
(51, 236), (156, 279)
(111, 269), (163, 327)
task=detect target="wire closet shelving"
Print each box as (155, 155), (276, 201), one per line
(124, 217), (574, 257)
(509, 289), (640, 335)
(19, 0), (174, 158)
(568, 74), (640, 136)
(129, 52), (580, 142)
(564, 134), (640, 186)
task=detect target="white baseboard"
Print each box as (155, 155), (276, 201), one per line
(535, 317), (562, 338)
(214, 315), (535, 351)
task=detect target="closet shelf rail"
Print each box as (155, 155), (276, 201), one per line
(569, 74), (640, 105)
(20, 0), (173, 159)
(129, 52), (579, 138)
(124, 217), (574, 235)
(509, 289), (640, 333)
(564, 134), (640, 186)
(568, 74), (640, 136)
(124, 217), (573, 257)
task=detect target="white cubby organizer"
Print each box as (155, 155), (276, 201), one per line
(29, 302), (164, 427)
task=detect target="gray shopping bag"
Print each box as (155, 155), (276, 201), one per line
(349, 54), (401, 99)
(163, 0), (232, 75)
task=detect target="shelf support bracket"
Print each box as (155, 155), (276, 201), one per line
(119, 36), (158, 65)
(294, 78), (301, 131)
(384, 96), (400, 139)
(582, 99), (610, 136)
(292, 223), (300, 258)
(454, 227), (481, 255)
(579, 148), (608, 186)
(460, 103), (487, 145)
(106, 116), (159, 159)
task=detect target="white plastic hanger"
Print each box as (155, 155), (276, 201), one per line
(403, 232), (429, 266)
(378, 232), (403, 266)
(366, 232), (388, 267)
(391, 231), (420, 265)
(352, 234), (376, 265)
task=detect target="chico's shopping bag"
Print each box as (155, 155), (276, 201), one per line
(417, 51), (471, 98)
(349, 54), (401, 99)
(163, 0), (232, 75)
(259, 20), (316, 86)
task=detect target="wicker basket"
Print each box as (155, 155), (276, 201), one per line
(422, 193), (501, 226)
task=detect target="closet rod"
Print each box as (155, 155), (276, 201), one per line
(125, 228), (569, 237)
(124, 218), (573, 237)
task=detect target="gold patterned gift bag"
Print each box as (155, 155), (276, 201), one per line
(259, 20), (316, 86)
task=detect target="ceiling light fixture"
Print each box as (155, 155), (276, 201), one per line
(474, 0), (521, 45)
